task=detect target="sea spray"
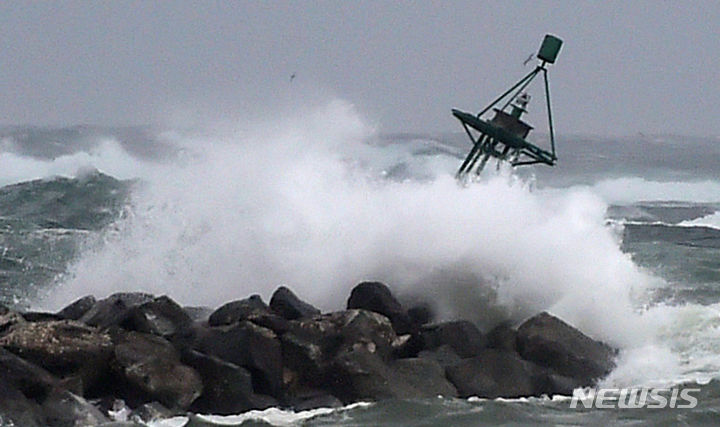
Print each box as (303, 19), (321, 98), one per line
(30, 103), (716, 394)
(42, 101), (653, 351)
(0, 138), (157, 187)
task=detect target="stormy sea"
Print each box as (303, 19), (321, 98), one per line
(2, 100), (720, 425)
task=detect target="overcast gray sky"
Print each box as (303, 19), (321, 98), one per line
(1, 1), (718, 136)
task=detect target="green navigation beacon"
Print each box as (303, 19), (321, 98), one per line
(454, 34), (563, 179)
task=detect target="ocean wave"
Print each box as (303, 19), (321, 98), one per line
(26, 99), (720, 392)
(40, 100), (655, 351)
(586, 177), (720, 204)
(148, 402), (373, 427)
(0, 138), (156, 187)
(679, 211), (720, 230)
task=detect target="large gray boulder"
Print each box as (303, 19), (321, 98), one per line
(420, 320), (487, 358)
(41, 389), (109, 427)
(207, 295), (269, 327)
(79, 292), (154, 329)
(0, 305), (26, 335)
(281, 318), (336, 390)
(120, 295), (193, 338)
(445, 349), (544, 398)
(417, 344), (463, 369)
(111, 331), (202, 410)
(390, 357), (458, 397)
(21, 312), (63, 322)
(182, 349), (276, 415)
(56, 296), (97, 321)
(0, 347), (61, 402)
(326, 344), (457, 402)
(270, 286), (321, 320)
(516, 312), (617, 385)
(193, 320), (283, 397)
(331, 309), (400, 359)
(281, 309), (400, 393)
(486, 323), (518, 352)
(325, 343), (426, 403)
(129, 402), (177, 424)
(0, 379), (46, 427)
(0, 320), (113, 393)
(347, 282), (413, 334)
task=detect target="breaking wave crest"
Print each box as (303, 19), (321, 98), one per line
(29, 100), (720, 390)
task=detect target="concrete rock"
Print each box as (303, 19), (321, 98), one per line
(56, 296), (97, 321)
(270, 286), (321, 320)
(347, 282), (413, 334)
(0, 320), (113, 393)
(516, 312), (617, 385)
(207, 295), (269, 327)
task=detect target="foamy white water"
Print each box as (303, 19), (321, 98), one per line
(0, 138), (155, 186)
(680, 211), (720, 230)
(26, 100), (720, 392)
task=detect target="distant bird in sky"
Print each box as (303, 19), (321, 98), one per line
(523, 53), (534, 66)
(290, 72), (296, 82)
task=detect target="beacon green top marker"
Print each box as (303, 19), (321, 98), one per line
(454, 34), (563, 179)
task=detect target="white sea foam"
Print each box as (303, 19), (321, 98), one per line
(149, 402), (373, 427)
(29, 99), (720, 389)
(37, 101), (653, 346)
(0, 138), (154, 186)
(579, 177), (720, 204)
(679, 211), (720, 230)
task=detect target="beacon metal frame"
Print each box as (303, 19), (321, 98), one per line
(454, 34), (563, 179)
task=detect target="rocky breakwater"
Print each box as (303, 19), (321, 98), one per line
(0, 282), (617, 426)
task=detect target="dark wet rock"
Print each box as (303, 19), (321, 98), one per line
(446, 349), (544, 398)
(516, 312), (617, 384)
(391, 357), (458, 397)
(183, 306), (214, 323)
(346, 281), (413, 334)
(111, 331), (202, 410)
(420, 320), (486, 358)
(287, 389), (343, 411)
(56, 296), (97, 321)
(331, 309), (399, 359)
(0, 288), (624, 415)
(182, 349), (275, 415)
(130, 401), (177, 424)
(120, 295), (193, 338)
(326, 343), (456, 402)
(325, 343), (421, 402)
(0, 305), (26, 335)
(207, 295), (269, 327)
(533, 371), (584, 396)
(121, 358), (201, 410)
(390, 333), (424, 358)
(407, 304), (433, 326)
(42, 389), (109, 427)
(112, 329), (179, 367)
(0, 379), (46, 427)
(247, 312), (291, 335)
(281, 309), (399, 392)
(80, 292), (154, 329)
(417, 344), (463, 369)
(270, 286), (321, 320)
(486, 323), (518, 352)
(194, 320), (283, 397)
(281, 318), (338, 389)
(22, 312), (64, 322)
(0, 347), (60, 402)
(90, 397), (128, 422)
(0, 320), (113, 393)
